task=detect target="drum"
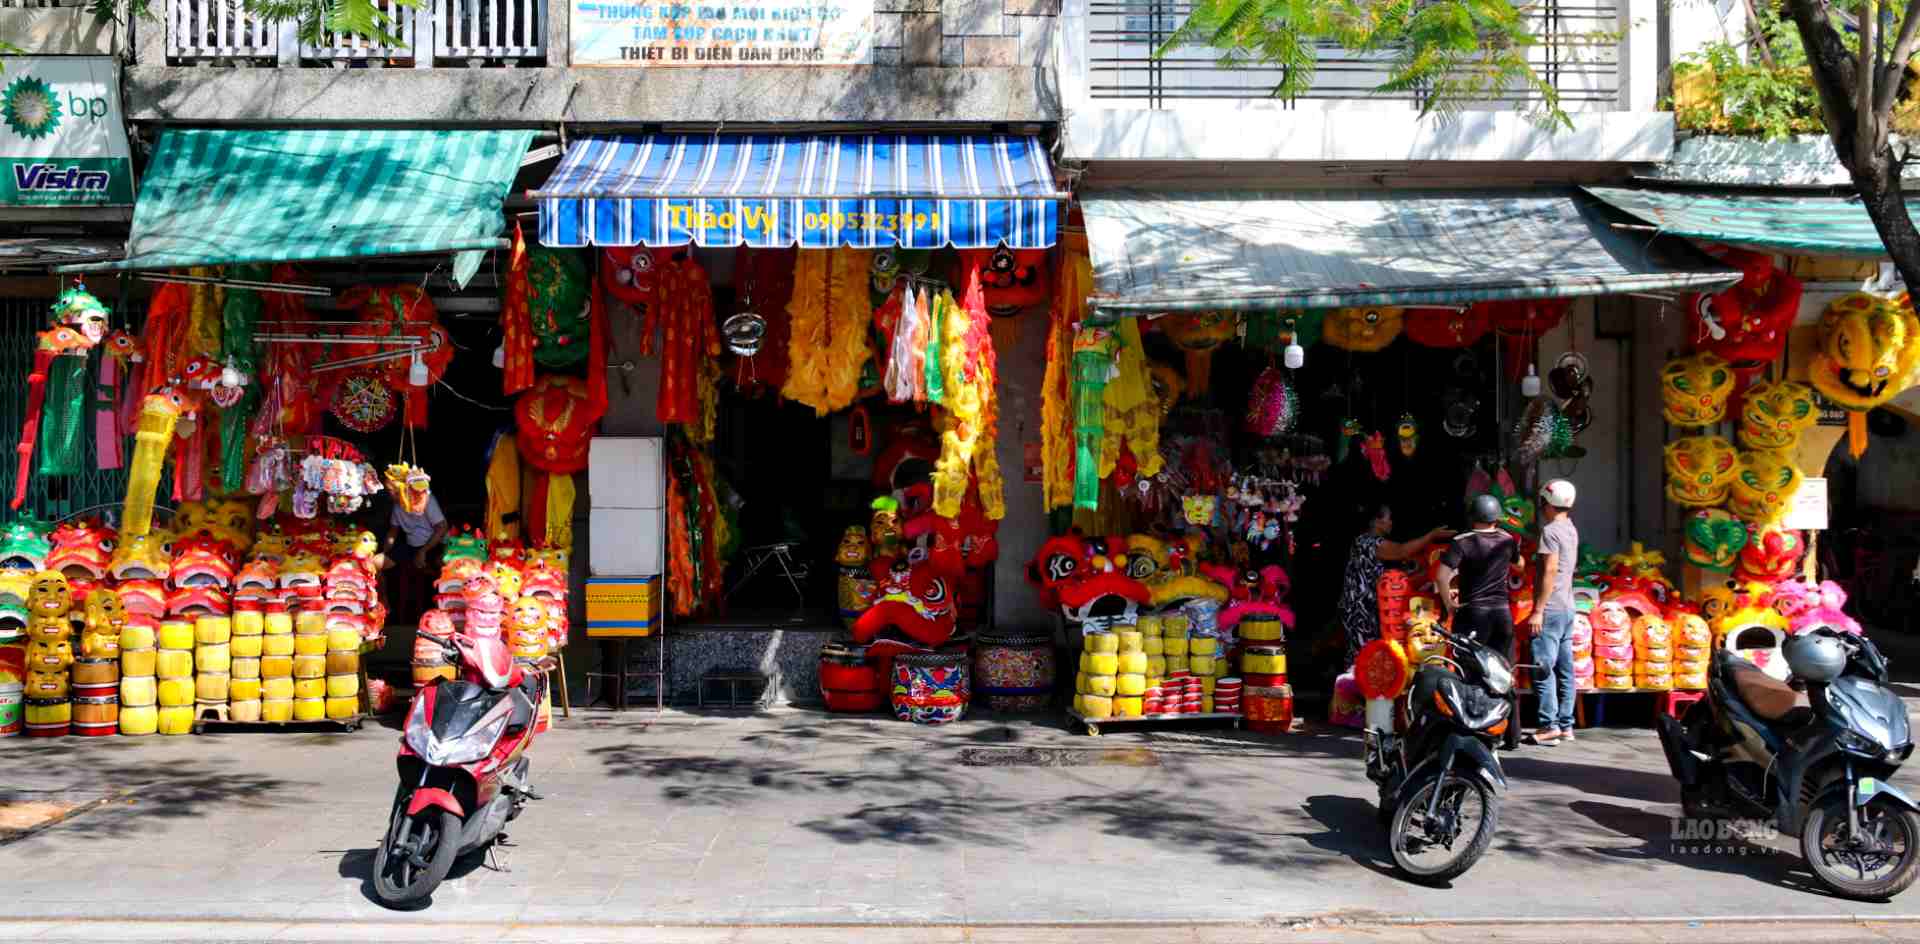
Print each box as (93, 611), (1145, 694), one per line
(230, 657), (260, 680)
(326, 674), (360, 698)
(259, 655), (293, 678)
(972, 634), (1055, 713)
(326, 627), (361, 651)
(230, 634), (263, 658)
(119, 675), (157, 707)
(292, 654), (326, 679)
(156, 677), (194, 707)
(119, 622), (156, 650)
(0, 685), (21, 736)
(72, 693), (118, 736)
(890, 651), (969, 725)
(1238, 616), (1286, 643)
(120, 646), (156, 677)
(263, 633), (295, 657)
(292, 697), (325, 722)
(293, 634), (327, 656)
(1243, 684), (1294, 734)
(818, 643), (885, 713)
(412, 662), (457, 687)
(24, 696), (70, 736)
(229, 677), (262, 702)
(325, 651), (359, 675)
(233, 608), (264, 636)
(262, 677), (294, 700)
(71, 657), (118, 686)
(293, 677), (325, 700)
(154, 648), (192, 679)
(228, 699), (262, 723)
(195, 643), (231, 674)
(265, 610), (293, 635)
(1241, 646), (1288, 675)
(196, 673), (230, 702)
(295, 611), (325, 635)
(325, 695), (357, 720)
(261, 698), (294, 722)
(195, 616), (231, 645)
(119, 703), (157, 735)
(156, 705), (193, 735)
(156, 621), (194, 650)
(71, 681), (116, 701)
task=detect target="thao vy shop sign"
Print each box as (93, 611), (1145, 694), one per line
(572, 0), (874, 66)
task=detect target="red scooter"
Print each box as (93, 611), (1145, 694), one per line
(373, 630), (544, 906)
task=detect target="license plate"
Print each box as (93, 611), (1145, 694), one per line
(1859, 777), (1879, 799)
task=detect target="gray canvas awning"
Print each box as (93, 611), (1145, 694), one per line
(1081, 189), (1741, 313)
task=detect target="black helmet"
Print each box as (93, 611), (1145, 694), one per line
(1784, 631), (1849, 683)
(1469, 493), (1503, 526)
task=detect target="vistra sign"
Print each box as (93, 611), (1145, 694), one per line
(0, 56), (133, 207)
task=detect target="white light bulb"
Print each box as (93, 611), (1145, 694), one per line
(1283, 342), (1305, 370)
(219, 365), (242, 388)
(491, 345), (505, 369)
(408, 354), (429, 388)
(1521, 363), (1542, 398)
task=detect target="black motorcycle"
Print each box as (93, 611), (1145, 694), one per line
(1364, 626), (1512, 883)
(1656, 628), (1920, 900)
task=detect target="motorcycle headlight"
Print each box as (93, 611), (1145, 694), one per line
(424, 711), (509, 766)
(1838, 729), (1889, 759)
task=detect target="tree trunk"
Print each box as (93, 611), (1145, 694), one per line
(1852, 161), (1920, 290)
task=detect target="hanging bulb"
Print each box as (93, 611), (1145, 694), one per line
(1283, 342), (1305, 370)
(491, 345), (505, 369)
(219, 358), (242, 389)
(408, 352), (429, 388)
(1521, 363), (1542, 398)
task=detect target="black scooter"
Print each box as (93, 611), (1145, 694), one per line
(1656, 628), (1920, 900)
(1364, 626), (1512, 883)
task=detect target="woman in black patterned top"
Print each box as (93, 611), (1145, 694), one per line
(1340, 504), (1453, 667)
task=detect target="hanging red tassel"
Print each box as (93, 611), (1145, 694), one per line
(587, 276), (610, 425)
(501, 222), (536, 396)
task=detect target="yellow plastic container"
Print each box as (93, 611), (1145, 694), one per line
(230, 635), (263, 659)
(156, 677), (194, 707)
(1162, 636), (1189, 656)
(262, 677), (294, 699)
(263, 634), (295, 657)
(259, 655), (293, 678)
(156, 621), (194, 650)
(228, 699), (261, 722)
(326, 627), (362, 652)
(119, 704), (157, 735)
(195, 643), (231, 674)
(119, 675), (157, 707)
(293, 634), (328, 656)
(325, 695), (357, 719)
(1082, 673), (1117, 697)
(229, 677), (262, 702)
(1115, 673), (1146, 696)
(261, 698), (294, 722)
(156, 705), (193, 735)
(195, 672), (230, 702)
(194, 616), (231, 645)
(119, 623), (156, 650)
(292, 654), (326, 679)
(233, 609), (264, 636)
(292, 697), (325, 721)
(121, 647), (157, 677)
(1084, 631), (1119, 653)
(326, 674), (360, 698)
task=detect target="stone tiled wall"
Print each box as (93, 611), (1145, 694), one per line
(871, 0), (1058, 67)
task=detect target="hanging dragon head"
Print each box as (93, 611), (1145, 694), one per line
(249, 528), (292, 564)
(1606, 542), (1668, 583)
(1663, 435), (1738, 508)
(0, 520), (51, 571)
(108, 530), (172, 581)
(1737, 380), (1818, 451)
(50, 284), (110, 348)
(46, 519), (114, 581)
(1687, 250), (1801, 366)
(1683, 509), (1749, 572)
(1735, 525), (1803, 584)
(1660, 352), (1736, 427)
(850, 555), (957, 650)
(1323, 306), (1405, 353)
(26, 571), (70, 618)
(959, 247), (1050, 318)
(491, 559), (524, 601)
(171, 533), (237, 589)
(436, 557), (484, 596)
(235, 558), (279, 592)
(1811, 292), (1920, 410)
(1728, 449), (1802, 526)
(1159, 311), (1238, 351)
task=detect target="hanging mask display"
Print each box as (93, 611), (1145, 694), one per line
(1405, 307), (1490, 349)
(1396, 413), (1419, 457)
(1810, 292), (1920, 411)
(1323, 306), (1404, 352)
(960, 247), (1049, 318)
(1243, 367), (1299, 437)
(1686, 248), (1801, 366)
(1683, 509), (1749, 571)
(600, 246), (658, 307)
(1360, 432), (1391, 481)
(1662, 434), (1737, 508)
(1728, 449), (1803, 525)
(526, 247), (591, 368)
(1660, 352), (1736, 427)
(1736, 380), (1817, 451)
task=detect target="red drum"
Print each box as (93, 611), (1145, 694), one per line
(819, 643), (884, 713)
(72, 694), (118, 736)
(1244, 684), (1295, 734)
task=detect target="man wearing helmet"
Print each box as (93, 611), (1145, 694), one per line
(1531, 479), (1580, 746)
(1438, 493), (1521, 662)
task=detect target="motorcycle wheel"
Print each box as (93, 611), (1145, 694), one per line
(372, 801), (463, 906)
(1802, 794), (1920, 901)
(1389, 769), (1499, 885)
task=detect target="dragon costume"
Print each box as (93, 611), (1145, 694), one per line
(1098, 317), (1163, 486)
(12, 286), (107, 508)
(1041, 238), (1089, 512)
(782, 249), (873, 416)
(931, 267), (1005, 521)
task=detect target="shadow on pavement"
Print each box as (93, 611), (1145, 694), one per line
(1564, 798), (1837, 897)
(1298, 794), (1400, 879)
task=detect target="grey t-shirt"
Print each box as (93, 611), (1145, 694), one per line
(1538, 516), (1579, 615)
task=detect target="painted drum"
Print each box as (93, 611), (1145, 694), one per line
(229, 634), (263, 659)
(891, 651), (970, 725)
(1240, 646), (1288, 675)
(228, 699), (262, 723)
(411, 663), (456, 688)
(259, 655), (292, 678)
(156, 677), (194, 707)
(119, 675), (156, 707)
(228, 677), (262, 702)
(293, 678), (325, 700)
(1241, 671), (1287, 688)
(261, 698), (294, 723)
(156, 705), (193, 735)
(1084, 631), (1119, 653)
(292, 697), (325, 722)
(71, 657), (118, 686)
(292, 654), (326, 679)
(194, 616), (231, 646)
(70, 680), (115, 700)
(230, 657), (260, 680)
(261, 677), (294, 700)
(72, 694), (118, 735)
(325, 695), (357, 720)
(818, 643), (885, 713)
(118, 703), (157, 735)
(325, 651), (359, 676)
(262, 634), (295, 657)
(24, 696), (70, 737)
(0, 685), (21, 736)
(972, 633), (1056, 713)
(1243, 684), (1295, 734)
(1238, 616), (1286, 642)
(293, 634), (327, 656)
(325, 674), (360, 698)
(154, 648), (192, 679)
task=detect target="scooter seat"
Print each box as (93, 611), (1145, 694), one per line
(1721, 651), (1808, 722)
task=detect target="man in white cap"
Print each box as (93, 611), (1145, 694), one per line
(1530, 478), (1579, 745)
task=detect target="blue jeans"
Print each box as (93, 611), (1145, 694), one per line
(1532, 609), (1576, 731)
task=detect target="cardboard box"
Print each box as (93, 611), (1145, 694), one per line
(585, 577), (662, 637)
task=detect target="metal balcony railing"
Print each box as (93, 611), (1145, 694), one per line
(166, 0), (545, 66)
(1088, 0), (1621, 109)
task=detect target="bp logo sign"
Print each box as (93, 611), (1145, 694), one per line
(2, 76), (62, 140)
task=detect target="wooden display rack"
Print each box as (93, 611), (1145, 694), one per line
(1068, 708), (1242, 737)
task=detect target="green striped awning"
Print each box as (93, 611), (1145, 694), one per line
(1585, 186), (1891, 257)
(1082, 189), (1740, 313)
(63, 129), (534, 285)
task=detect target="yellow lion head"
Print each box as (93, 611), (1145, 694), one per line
(1660, 352), (1736, 427)
(1663, 435), (1738, 508)
(1728, 449), (1803, 526)
(1323, 306), (1405, 353)
(1737, 380), (1818, 451)
(1811, 292), (1920, 410)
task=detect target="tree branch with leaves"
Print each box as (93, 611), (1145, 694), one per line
(88, 0), (412, 47)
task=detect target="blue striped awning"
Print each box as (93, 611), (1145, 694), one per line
(533, 133), (1062, 250)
